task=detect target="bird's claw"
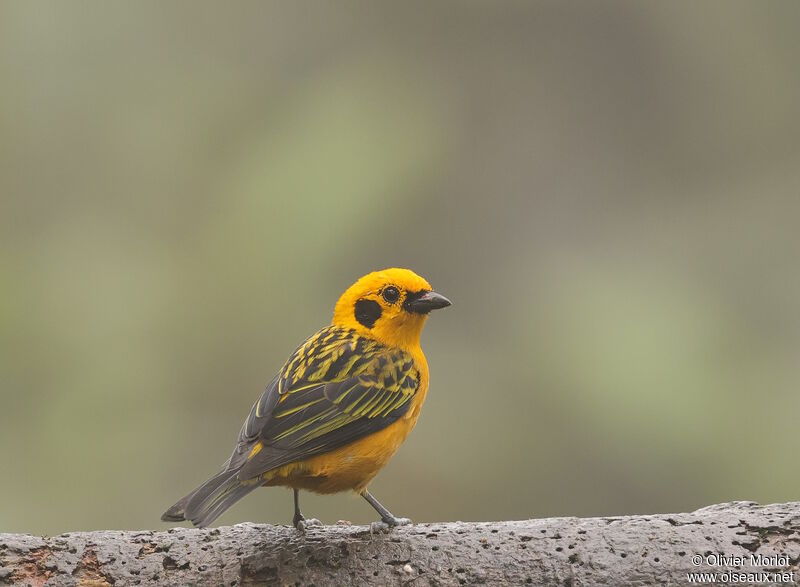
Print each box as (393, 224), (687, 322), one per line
(370, 517), (411, 534)
(295, 517), (323, 532)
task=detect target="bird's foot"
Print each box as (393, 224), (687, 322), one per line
(294, 517), (323, 532)
(370, 516), (412, 534)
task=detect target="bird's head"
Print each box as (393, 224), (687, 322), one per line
(333, 268), (451, 349)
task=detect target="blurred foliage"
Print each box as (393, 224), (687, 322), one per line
(1, 1), (799, 534)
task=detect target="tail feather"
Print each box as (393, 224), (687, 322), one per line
(161, 492), (192, 522)
(161, 469), (261, 527)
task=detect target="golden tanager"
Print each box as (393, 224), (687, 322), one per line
(161, 268), (451, 530)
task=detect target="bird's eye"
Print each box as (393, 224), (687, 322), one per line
(382, 286), (400, 304)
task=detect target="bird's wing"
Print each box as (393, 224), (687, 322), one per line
(230, 326), (419, 480)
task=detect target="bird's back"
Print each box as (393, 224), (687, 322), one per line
(164, 325), (425, 525)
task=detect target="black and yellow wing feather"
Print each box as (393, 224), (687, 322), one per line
(234, 325), (419, 477)
(164, 326), (419, 526)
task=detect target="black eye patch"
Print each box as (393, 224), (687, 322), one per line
(354, 299), (382, 328)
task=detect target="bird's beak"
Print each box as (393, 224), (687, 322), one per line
(404, 290), (452, 314)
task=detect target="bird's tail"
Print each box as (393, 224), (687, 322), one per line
(161, 468), (261, 528)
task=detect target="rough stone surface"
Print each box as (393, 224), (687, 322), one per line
(1, 502), (799, 586)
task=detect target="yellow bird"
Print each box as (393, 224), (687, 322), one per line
(162, 268), (451, 529)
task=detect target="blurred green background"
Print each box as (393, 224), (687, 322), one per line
(2, 2), (799, 535)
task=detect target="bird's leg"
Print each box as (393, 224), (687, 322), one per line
(361, 489), (411, 532)
(292, 488), (302, 527)
(292, 489), (322, 531)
